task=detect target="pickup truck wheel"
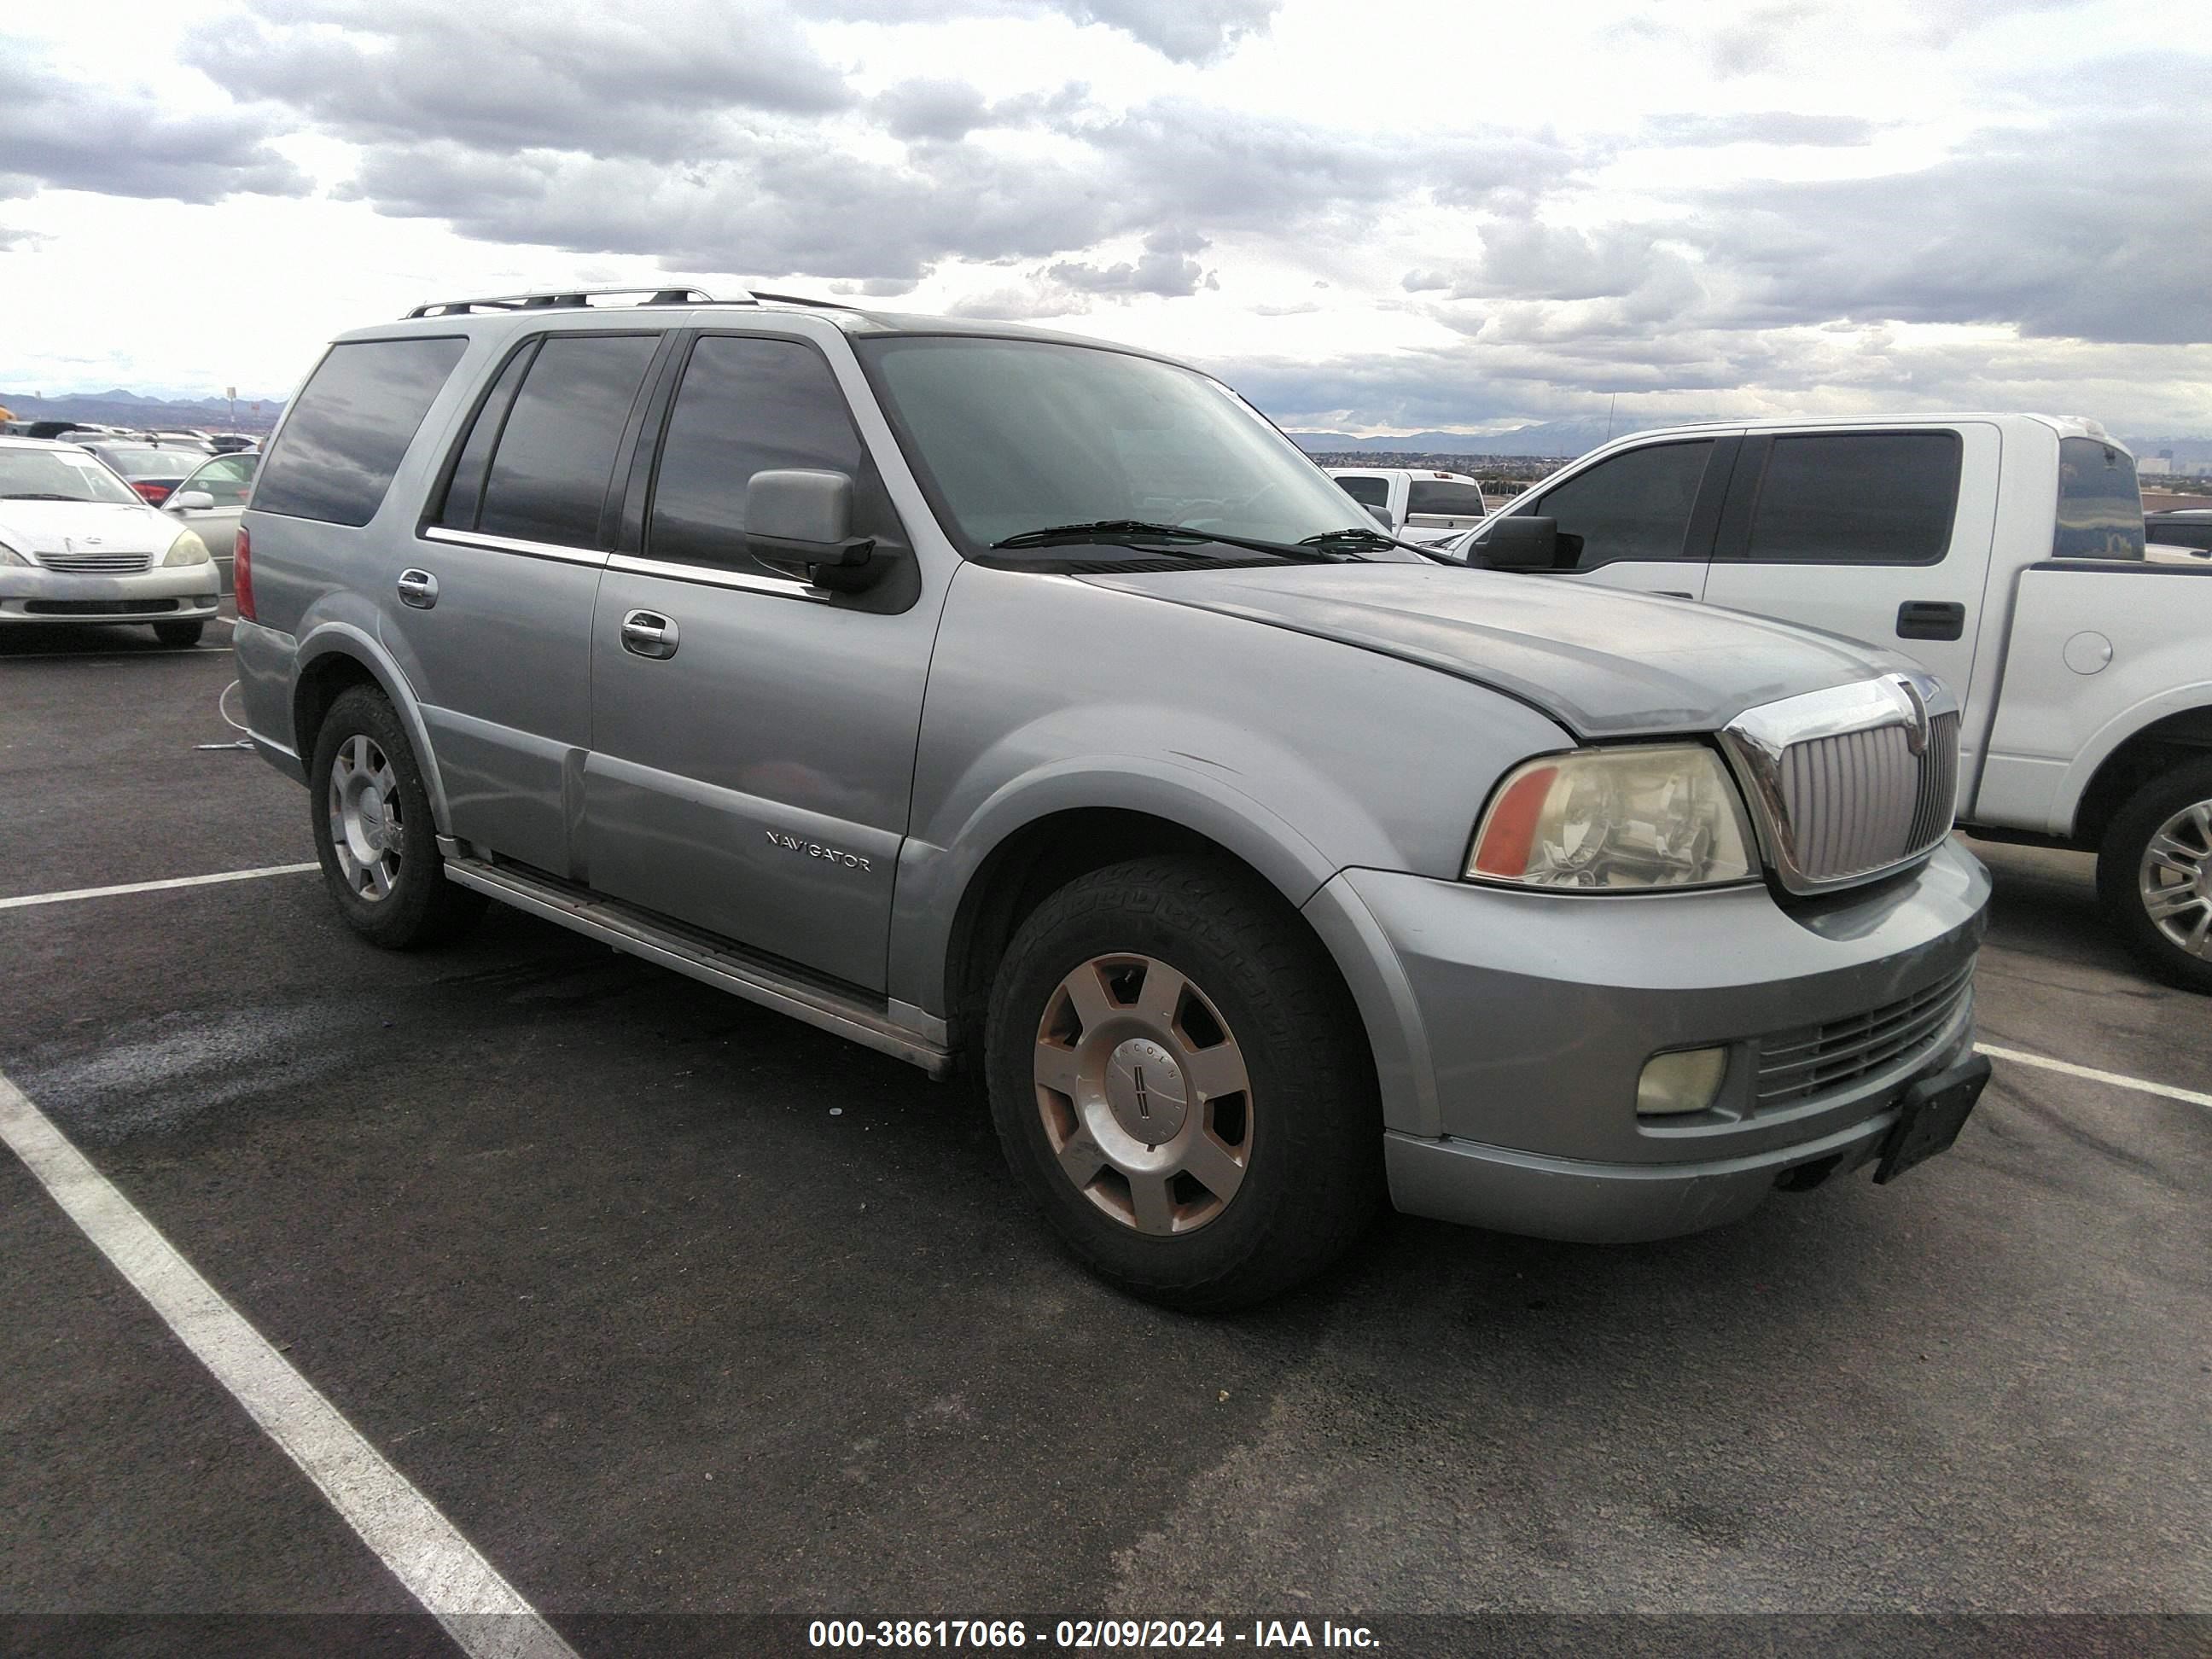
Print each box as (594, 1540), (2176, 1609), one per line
(2098, 757), (2212, 993)
(985, 855), (1382, 1311)
(308, 685), (486, 950)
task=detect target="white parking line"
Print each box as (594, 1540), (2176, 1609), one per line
(0, 863), (319, 911)
(1978, 1043), (2212, 1110)
(0, 1071), (578, 1659)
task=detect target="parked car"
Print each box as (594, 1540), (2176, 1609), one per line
(165, 451), (258, 593)
(234, 288), (1992, 1307)
(2145, 509), (2212, 554)
(79, 440), (205, 505)
(1447, 415), (2212, 991)
(1326, 468), (1488, 543)
(22, 420), (130, 441)
(0, 435), (221, 645)
(208, 433), (262, 454)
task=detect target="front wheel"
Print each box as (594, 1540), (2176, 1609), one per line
(2097, 756), (2212, 994)
(308, 684), (486, 950)
(984, 855), (1382, 1311)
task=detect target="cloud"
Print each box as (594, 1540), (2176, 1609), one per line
(945, 282), (1094, 321)
(1047, 227), (1219, 297)
(873, 79), (991, 143)
(1642, 111), (1876, 147)
(0, 54), (308, 204)
(194, 0), (853, 163)
(800, 0), (1278, 64)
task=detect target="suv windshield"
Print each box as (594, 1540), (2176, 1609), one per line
(0, 447), (144, 505)
(856, 335), (1417, 561)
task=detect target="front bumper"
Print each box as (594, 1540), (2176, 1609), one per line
(1305, 839), (1992, 1242)
(0, 562), (221, 625)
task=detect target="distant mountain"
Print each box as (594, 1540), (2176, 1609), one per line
(1295, 415), (2212, 465)
(1291, 413), (1725, 460)
(0, 387), (285, 433)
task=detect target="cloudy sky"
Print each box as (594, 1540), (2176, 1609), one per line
(3, 0), (2209, 434)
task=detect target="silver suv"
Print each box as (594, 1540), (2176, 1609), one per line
(236, 287), (1992, 1308)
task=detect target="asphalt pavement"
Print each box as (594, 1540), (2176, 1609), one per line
(1, 620), (2205, 1656)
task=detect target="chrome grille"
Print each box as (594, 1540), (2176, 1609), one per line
(1755, 961), (1974, 1109)
(36, 549), (155, 573)
(1778, 710), (1959, 885)
(1723, 676), (1961, 894)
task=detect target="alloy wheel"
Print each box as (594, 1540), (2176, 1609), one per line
(328, 733), (405, 902)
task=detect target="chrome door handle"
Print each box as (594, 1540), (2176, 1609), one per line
(396, 568), (439, 609)
(620, 608), (678, 659)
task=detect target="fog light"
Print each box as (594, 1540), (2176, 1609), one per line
(1638, 1046), (1729, 1115)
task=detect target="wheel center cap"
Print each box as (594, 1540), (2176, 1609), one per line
(1103, 1037), (1188, 1145)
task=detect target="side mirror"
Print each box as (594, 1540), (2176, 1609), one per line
(746, 469), (879, 591)
(1475, 515), (1572, 571)
(1365, 502), (1393, 527)
(169, 490), (217, 512)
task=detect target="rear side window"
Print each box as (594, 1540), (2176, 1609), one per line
(1335, 475), (1388, 508)
(2053, 438), (2145, 559)
(1743, 431), (1960, 564)
(473, 334), (661, 548)
(647, 335), (869, 574)
(1531, 439), (1714, 568)
(253, 337), (466, 526)
(1407, 480), (1486, 516)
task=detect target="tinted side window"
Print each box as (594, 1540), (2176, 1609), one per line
(253, 337), (467, 526)
(2148, 518), (2212, 552)
(476, 334), (660, 548)
(647, 335), (867, 574)
(1407, 480), (1486, 516)
(1335, 475), (1389, 508)
(2053, 437), (2145, 559)
(1743, 431), (1960, 564)
(434, 341), (536, 533)
(1534, 440), (1713, 568)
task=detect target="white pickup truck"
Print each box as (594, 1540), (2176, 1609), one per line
(1327, 467), (1488, 544)
(1449, 414), (2212, 991)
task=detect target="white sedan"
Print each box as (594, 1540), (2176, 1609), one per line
(0, 436), (223, 647)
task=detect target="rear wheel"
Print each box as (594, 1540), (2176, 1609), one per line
(308, 684), (486, 950)
(153, 620), (204, 648)
(2097, 756), (2212, 994)
(985, 855), (1382, 1311)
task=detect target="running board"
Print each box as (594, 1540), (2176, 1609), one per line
(440, 854), (953, 1077)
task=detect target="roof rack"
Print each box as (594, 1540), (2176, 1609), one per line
(403, 285), (858, 319)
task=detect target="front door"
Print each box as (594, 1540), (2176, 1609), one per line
(585, 331), (939, 992)
(1472, 434), (1738, 601)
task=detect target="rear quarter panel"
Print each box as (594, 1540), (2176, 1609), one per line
(1975, 562), (2212, 835)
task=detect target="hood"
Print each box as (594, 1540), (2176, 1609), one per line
(1083, 562), (1911, 739)
(0, 499), (172, 557)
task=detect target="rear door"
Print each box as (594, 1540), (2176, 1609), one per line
(1467, 434), (1737, 600)
(1700, 424), (1997, 710)
(585, 329), (935, 992)
(398, 328), (667, 878)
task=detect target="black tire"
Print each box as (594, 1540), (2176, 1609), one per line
(153, 620), (205, 648)
(307, 684), (486, 950)
(2097, 756), (2212, 994)
(985, 855), (1383, 1311)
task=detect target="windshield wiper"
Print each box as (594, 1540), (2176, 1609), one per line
(992, 519), (1360, 562)
(1300, 525), (1452, 562)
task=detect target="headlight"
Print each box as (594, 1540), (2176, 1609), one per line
(1466, 743), (1758, 889)
(163, 528), (212, 567)
(0, 542), (28, 567)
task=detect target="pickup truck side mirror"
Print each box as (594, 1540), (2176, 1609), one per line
(168, 490), (216, 512)
(1475, 515), (1571, 571)
(746, 469), (880, 592)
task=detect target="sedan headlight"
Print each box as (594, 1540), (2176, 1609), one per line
(0, 542), (28, 567)
(1467, 744), (1758, 890)
(163, 528), (212, 567)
